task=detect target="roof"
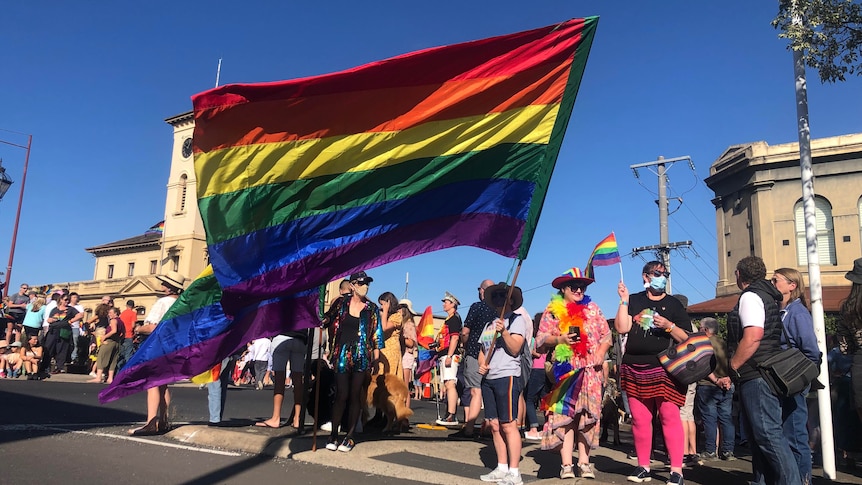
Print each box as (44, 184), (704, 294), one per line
(85, 232), (161, 253)
(687, 285), (851, 315)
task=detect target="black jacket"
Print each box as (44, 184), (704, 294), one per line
(726, 279), (783, 382)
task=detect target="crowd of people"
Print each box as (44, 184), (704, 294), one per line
(7, 256), (862, 485)
(0, 283), (140, 382)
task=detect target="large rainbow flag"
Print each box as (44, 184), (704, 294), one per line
(192, 18), (598, 312)
(98, 266), (320, 403)
(584, 232), (621, 279)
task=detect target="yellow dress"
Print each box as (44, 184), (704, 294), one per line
(376, 312), (403, 376)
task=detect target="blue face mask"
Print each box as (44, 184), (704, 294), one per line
(649, 275), (667, 292)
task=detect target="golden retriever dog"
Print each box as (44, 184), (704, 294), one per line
(365, 373), (413, 433)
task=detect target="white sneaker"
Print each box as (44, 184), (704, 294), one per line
(320, 421), (332, 432)
(500, 472), (523, 485)
(480, 468), (509, 483)
(324, 437), (338, 451)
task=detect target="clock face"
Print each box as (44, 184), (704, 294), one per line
(181, 138), (193, 158)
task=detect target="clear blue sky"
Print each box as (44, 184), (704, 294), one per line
(2, 1), (860, 319)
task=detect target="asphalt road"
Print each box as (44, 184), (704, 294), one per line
(0, 379), (428, 485)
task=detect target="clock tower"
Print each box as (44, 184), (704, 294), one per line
(163, 111), (209, 280)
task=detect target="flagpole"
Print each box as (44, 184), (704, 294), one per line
(311, 326), (324, 451)
(483, 259), (523, 365)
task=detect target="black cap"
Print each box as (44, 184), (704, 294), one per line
(348, 271), (373, 284)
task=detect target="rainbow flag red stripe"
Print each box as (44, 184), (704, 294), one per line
(192, 18), (598, 311)
(584, 232), (621, 279)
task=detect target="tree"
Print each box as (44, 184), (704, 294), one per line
(773, 0), (862, 83)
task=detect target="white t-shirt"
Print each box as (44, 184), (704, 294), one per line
(738, 292), (765, 330)
(145, 295), (178, 325)
(42, 300), (57, 330)
(71, 304), (84, 329)
(480, 312), (527, 380)
(247, 338), (272, 362)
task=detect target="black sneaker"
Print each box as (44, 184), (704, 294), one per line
(720, 451), (736, 461)
(698, 452), (717, 461)
(436, 413), (459, 427)
(337, 436), (355, 452)
(627, 466), (651, 483)
(448, 428), (474, 440)
(325, 437), (338, 451)
(666, 471), (684, 485)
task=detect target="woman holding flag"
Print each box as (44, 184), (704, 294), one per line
(537, 267), (612, 480)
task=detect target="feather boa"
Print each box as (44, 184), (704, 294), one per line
(547, 294), (590, 360)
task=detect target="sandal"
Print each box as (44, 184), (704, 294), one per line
(129, 416), (163, 436)
(578, 463), (595, 479)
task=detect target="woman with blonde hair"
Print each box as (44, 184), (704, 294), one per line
(22, 296), (46, 338)
(399, 299), (418, 410)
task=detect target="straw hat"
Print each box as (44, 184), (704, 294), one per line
(156, 270), (188, 291)
(398, 298), (420, 316)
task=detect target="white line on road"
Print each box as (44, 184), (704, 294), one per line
(2, 424), (242, 457)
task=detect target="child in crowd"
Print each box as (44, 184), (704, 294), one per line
(1, 341), (23, 378)
(20, 334), (42, 377)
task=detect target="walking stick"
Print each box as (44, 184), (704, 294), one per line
(311, 325), (325, 451)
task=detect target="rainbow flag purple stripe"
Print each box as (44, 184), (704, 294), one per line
(191, 18), (598, 311)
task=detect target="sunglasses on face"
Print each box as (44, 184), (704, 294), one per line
(353, 280), (370, 286)
(771, 276), (792, 285)
(566, 284), (587, 292)
(649, 270), (670, 277)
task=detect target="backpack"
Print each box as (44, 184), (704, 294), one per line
(506, 314), (531, 389)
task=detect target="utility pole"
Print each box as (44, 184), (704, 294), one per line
(630, 155), (693, 294)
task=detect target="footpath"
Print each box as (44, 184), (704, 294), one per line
(53, 373), (862, 484)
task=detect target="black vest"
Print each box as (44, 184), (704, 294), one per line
(726, 279), (783, 382)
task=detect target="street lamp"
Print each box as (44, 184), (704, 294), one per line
(0, 131), (32, 297)
(0, 160), (13, 201)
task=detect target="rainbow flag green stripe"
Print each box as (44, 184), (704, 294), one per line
(192, 18), (598, 309)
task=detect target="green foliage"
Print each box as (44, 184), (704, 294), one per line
(773, 0), (862, 83)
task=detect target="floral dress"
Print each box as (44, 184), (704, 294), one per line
(376, 312), (403, 376)
(536, 296), (611, 451)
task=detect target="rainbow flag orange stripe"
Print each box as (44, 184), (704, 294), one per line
(191, 18), (598, 311)
(584, 232), (621, 279)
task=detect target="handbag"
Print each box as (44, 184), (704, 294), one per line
(757, 321), (819, 397)
(658, 332), (716, 385)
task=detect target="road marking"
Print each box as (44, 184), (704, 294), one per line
(1, 424), (242, 457)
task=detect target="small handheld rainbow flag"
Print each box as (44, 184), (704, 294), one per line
(584, 232), (621, 279)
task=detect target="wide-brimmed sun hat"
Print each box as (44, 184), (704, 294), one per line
(483, 282), (524, 312)
(551, 267), (595, 290)
(156, 270), (188, 291)
(846, 258), (862, 285)
(398, 299), (420, 316)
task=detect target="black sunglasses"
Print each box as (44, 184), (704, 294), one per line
(649, 270), (670, 277)
(565, 283), (587, 291)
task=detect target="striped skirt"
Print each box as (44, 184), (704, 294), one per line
(620, 363), (686, 407)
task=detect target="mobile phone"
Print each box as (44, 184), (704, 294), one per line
(568, 326), (580, 339)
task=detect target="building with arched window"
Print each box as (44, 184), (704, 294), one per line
(688, 133), (862, 314)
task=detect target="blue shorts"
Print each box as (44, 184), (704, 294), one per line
(481, 376), (521, 423)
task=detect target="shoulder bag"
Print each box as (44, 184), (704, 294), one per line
(757, 321), (819, 397)
(658, 331), (716, 385)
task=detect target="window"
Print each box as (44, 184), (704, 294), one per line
(794, 196), (837, 265)
(150, 260), (158, 275)
(858, 197), (862, 255)
(128, 262), (135, 277)
(176, 174), (188, 213)
(172, 256), (179, 272)
(107, 264), (114, 279)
